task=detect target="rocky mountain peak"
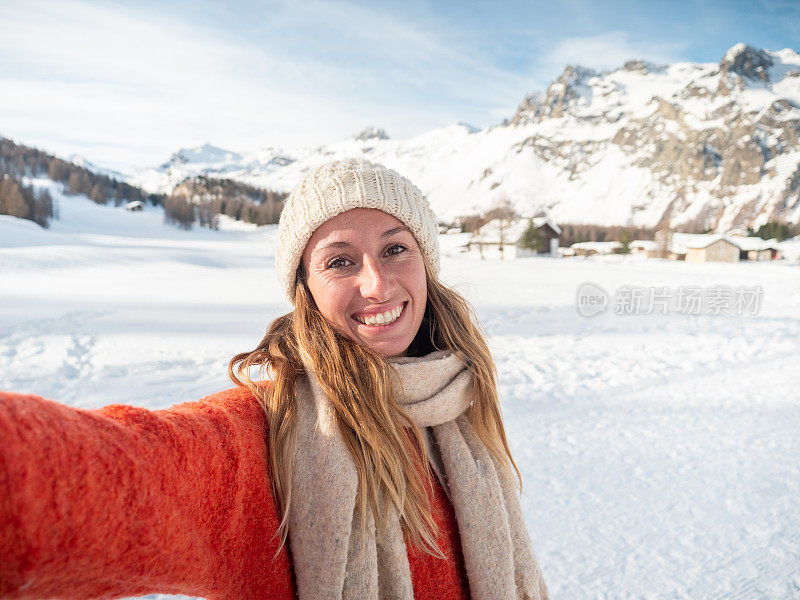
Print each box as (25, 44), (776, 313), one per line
(620, 59), (666, 75)
(541, 65), (598, 119)
(622, 59), (649, 74)
(161, 144), (242, 169)
(509, 65), (599, 126)
(507, 92), (543, 126)
(353, 127), (390, 141)
(455, 122), (479, 133)
(560, 64), (599, 83)
(720, 43), (774, 83)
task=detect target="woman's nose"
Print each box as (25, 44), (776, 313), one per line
(358, 255), (393, 299)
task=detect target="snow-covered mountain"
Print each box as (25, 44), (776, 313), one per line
(67, 154), (129, 182)
(128, 43), (800, 230)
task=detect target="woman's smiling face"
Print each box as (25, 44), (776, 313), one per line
(301, 208), (427, 357)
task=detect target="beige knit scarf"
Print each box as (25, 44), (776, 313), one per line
(289, 350), (548, 600)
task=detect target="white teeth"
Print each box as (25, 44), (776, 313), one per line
(356, 304), (403, 326)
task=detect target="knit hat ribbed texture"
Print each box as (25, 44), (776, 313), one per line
(276, 158), (440, 304)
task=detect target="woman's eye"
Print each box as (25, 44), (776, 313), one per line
(385, 243), (407, 256)
(326, 257), (352, 269)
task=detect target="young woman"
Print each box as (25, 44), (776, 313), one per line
(0, 159), (548, 600)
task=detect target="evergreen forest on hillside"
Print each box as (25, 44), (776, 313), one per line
(0, 138), (286, 231)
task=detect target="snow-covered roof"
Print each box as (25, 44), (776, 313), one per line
(667, 233), (779, 253)
(571, 241), (623, 253)
(667, 233), (733, 253)
(531, 216), (562, 235)
(686, 234), (728, 249)
(725, 228), (749, 237)
(124, 200), (144, 210)
(726, 235), (780, 251)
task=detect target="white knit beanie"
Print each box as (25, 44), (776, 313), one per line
(275, 158), (440, 304)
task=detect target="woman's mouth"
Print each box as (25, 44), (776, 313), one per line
(352, 303), (405, 327)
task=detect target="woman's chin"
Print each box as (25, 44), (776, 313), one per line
(356, 336), (412, 357)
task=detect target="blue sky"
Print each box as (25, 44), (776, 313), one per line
(1, 0), (798, 170)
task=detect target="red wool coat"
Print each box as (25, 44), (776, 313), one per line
(0, 387), (471, 600)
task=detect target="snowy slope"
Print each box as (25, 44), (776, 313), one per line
(2, 192), (800, 599)
(128, 44), (800, 231)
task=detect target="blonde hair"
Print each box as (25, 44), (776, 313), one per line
(228, 263), (520, 553)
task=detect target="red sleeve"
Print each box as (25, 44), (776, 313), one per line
(0, 387), (295, 600)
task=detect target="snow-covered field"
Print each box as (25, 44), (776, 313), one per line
(2, 189), (800, 599)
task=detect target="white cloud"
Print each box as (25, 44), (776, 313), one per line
(537, 30), (690, 79)
(0, 0), (531, 169)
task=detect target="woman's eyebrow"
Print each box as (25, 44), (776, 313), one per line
(317, 227), (412, 252)
(320, 240), (352, 250)
(380, 226), (412, 238)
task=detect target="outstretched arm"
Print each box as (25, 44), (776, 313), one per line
(0, 387), (294, 600)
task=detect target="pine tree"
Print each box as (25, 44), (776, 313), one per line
(619, 230), (632, 254)
(90, 183), (106, 205)
(0, 174), (31, 220)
